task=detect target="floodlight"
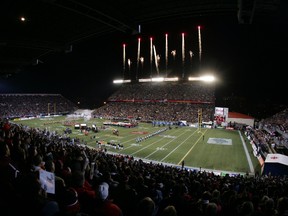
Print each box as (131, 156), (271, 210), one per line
(113, 79), (131, 84)
(151, 77), (164, 82)
(188, 75), (215, 82)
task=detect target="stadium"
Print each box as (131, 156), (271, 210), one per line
(1, 1), (288, 216)
(1, 79), (288, 215)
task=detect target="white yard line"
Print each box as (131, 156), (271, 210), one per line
(158, 129), (205, 163)
(238, 130), (254, 174)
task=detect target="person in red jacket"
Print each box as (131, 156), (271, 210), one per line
(91, 182), (123, 216)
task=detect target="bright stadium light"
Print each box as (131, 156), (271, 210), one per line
(139, 78), (152, 82)
(188, 75), (215, 82)
(151, 77), (164, 82)
(188, 77), (200, 81)
(164, 77), (179, 81)
(200, 75), (215, 82)
(113, 79), (124, 84)
(138, 77), (179, 82)
(113, 79), (131, 84)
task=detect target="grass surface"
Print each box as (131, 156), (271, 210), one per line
(12, 115), (261, 175)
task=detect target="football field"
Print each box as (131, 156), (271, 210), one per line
(12, 115), (261, 176)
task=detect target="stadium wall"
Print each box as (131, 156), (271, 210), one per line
(226, 112), (254, 127)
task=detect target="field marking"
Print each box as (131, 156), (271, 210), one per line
(239, 130), (254, 174)
(117, 127), (173, 150)
(131, 143), (142, 146)
(85, 124), (155, 147)
(177, 129), (208, 165)
(208, 138), (232, 145)
(159, 135), (177, 139)
(145, 130), (195, 159)
(158, 129), (207, 163)
(130, 128), (181, 155)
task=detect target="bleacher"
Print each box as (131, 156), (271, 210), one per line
(1, 89), (288, 216)
(0, 93), (78, 119)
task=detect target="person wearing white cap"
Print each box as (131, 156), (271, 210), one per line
(98, 182), (109, 200)
(90, 182), (123, 216)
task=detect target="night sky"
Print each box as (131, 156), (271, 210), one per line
(0, 3), (287, 119)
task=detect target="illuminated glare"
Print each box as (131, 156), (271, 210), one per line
(188, 75), (215, 82)
(164, 77), (179, 81)
(200, 75), (215, 82)
(139, 77), (179, 82)
(152, 77), (164, 82)
(139, 78), (152, 82)
(113, 79), (131, 84)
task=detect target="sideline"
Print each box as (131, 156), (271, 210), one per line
(238, 130), (254, 174)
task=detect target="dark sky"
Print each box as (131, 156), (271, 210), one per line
(0, 3), (287, 119)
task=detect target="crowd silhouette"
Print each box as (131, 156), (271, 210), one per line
(0, 94), (78, 119)
(93, 82), (215, 123)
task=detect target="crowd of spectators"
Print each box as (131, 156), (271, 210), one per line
(244, 108), (288, 159)
(1, 83), (288, 215)
(0, 94), (78, 119)
(93, 102), (214, 123)
(93, 82), (215, 123)
(1, 117), (288, 216)
(108, 82), (215, 102)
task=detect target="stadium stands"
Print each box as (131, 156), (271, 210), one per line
(1, 88), (288, 215)
(0, 94), (78, 119)
(1, 117), (288, 216)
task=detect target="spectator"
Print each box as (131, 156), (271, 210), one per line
(18, 172), (60, 216)
(160, 205), (177, 216)
(90, 182), (123, 216)
(137, 196), (156, 216)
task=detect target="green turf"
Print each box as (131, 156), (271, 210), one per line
(12, 116), (261, 175)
